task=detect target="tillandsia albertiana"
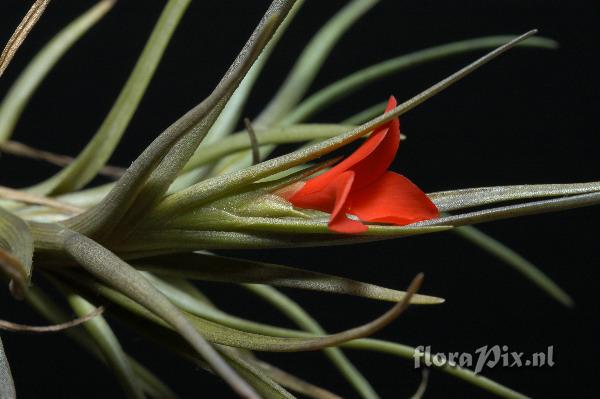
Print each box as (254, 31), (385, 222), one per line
(0, 1), (598, 398)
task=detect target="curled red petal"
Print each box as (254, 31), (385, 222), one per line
(289, 96), (399, 199)
(347, 171), (439, 225)
(327, 171), (367, 234)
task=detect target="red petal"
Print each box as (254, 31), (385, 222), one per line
(289, 96), (399, 200)
(327, 171), (367, 233)
(347, 171), (439, 225)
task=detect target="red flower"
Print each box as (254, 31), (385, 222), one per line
(285, 96), (439, 233)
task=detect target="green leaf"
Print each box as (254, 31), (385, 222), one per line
(61, 271), (527, 399)
(136, 252), (444, 305)
(454, 225), (573, 306)
(342, 101), (387, 125)
(429, 181), (600, 212)
(30, 0), (191, 195)
(282, 35), (558, 125)
(0, 336), (16, 399)
(215, 0), (378, 174)
(257, 0), (379, 126)
(0, 206), (33, 298)
(119, 225), (450, 256)
(61, 289), (145, 399)
(234, 283), (529, 399)
(61, 230), (259, 399)
(417, 191), (600, 228)
(430, 181), (598, 305)
(64, 0), (295, 244)
(183, 124), (355, 173)
(245, 284), (379, 399)
(344, 339), (529, 399)
(0, 0), (115, 143)
(198, 0), (306, 146)
(62, 269), (422, 352)
(153, 31), (539, 216)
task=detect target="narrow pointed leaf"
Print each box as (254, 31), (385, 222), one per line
(283, 35), (557, 124)
(30, 0), (191, 195)
(65, 0), (295, 243)
(199, 0), (305, 146)
(0, 0), (114, 142)
(60, 271), (527, 399)
(155, 31), (539, 215)
(454, 225), (573, 306)
(61, 230), (259, 399)
(418, 191), (600, 228)
(429, 181), (600, 212)
(136, 252), (443, 304)
(184, 124), (355, 173)
(344, 339), (528, 399)
(342, 101), (387, 125)
(62, 290), (145, 399)
(217, 0), (378, 173)
(109, 2), (298, 237)
(24, 284), (178, 399)
(119, 226), (450, 255)
(257, 0), (378, 126)
(63, 270), (421, 352)
(245, 284), (379, 399)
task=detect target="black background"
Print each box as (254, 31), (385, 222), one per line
(1, 1), (599, 398)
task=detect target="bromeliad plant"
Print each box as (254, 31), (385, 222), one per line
(1, 1), (599, 398)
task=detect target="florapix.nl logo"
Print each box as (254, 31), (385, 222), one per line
(414, 345), (555, 374)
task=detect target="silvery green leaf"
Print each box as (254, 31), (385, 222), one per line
(61, 230), (258, 398)
(136, 252), (443, 304)
(430, 181), (600, 212)
(216, 0), (379, 174)
(283, 35), (557, 125)
(153, 31), (539, 216)
(65, 0), (295, 245)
